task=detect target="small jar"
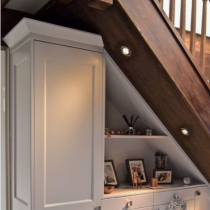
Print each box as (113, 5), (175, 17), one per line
(146, 129), (153, 136)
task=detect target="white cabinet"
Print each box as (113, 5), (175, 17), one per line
(5, 18), (104, 210)
(195, 186), (210, 210)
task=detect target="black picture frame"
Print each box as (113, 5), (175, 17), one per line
(126, 159), (148, 185)
(104, 160), (119, 187)
(153, 169), (173, 184)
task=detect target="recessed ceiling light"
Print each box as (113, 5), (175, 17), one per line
(181, 128), (190, 136)
(121, 46), (131, 56)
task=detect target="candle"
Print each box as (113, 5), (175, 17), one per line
(151, 178), (158, 187)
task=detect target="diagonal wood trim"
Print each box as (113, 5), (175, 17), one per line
(88, 0), (113, 10)
(1, 0), (10, 9)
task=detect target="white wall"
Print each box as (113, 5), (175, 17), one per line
(1, 50), (7, 210)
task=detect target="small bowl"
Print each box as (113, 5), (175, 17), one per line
(104, 185), (115, 194)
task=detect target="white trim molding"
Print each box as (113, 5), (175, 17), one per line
(3, 18), (104, 50)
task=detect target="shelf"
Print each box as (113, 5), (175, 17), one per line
(105, 135), (168, 140)
(103, 179), (206, 199)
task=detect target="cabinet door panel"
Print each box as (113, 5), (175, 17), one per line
(195, 186), (210, 210)
(102, 193), (153, 210)
(34, 41), (104, 210)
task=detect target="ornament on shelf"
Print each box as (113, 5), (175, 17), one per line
(155, 152), (168, 169)
(146, 129), (153, 136)
(110, 130), (115, 135)
(122, 114), (139, 135)
(183, 177), (191, 185)
(168, 194), (187, 210)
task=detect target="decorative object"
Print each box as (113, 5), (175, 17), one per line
(151, 178), (158, 187)
(104, 185), (115, 194)
(122, 115), (139, 135)
(183, 177), (191, 185)
(104, 160), (119, 187)
(168, 194), (187, 210)
(105, 128), (111, 137)
(126, 159), (148, 187)
(110, 130), (115, 135)
(155, 152), (168, 169)
(154, 169), (173, 184)
(146, 129), (153, 135)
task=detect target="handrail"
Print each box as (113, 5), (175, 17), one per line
(158, 0), (210, 84)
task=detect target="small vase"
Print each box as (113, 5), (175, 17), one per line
(128, 127), (135, 135)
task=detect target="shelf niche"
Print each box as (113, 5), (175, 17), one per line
(104, 52), (206, 193)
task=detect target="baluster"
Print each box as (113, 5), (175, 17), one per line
(180, 0), (186, 40)
(169, 0), (175, 24)
(200, 0), (208, 73)
(190, 0), (197, 56)
(159, 0), (164, 8)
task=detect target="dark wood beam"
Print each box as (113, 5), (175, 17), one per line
(88, 0), (113, 10)
(1, 0), (9, 9)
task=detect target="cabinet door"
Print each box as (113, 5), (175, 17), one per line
(34, 41), (104, 210)
(195, 186), (210, 210)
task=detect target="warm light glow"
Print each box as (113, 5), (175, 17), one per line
(181, 128), (190, 136)
(121, 46), (131, 56)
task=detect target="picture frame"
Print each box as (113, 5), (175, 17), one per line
(153, 169), (173, 184)
(126, 159), (148, 185)
(104, 160), (119, 187)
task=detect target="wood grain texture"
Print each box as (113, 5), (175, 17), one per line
(190, 0), (197, 56)
(200, 0), (208, 73)
(2, 0), (210, 182)
(88, 0), (113, 10)
(180, 0), (186, 40)
(1, 0), (9, 9)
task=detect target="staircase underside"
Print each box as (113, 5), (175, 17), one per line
(1, 0), (210, 183)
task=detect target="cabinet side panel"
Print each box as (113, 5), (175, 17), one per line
(10, 41), (32, 210)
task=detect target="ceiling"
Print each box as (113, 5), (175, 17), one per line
(5, 0), (50, 14)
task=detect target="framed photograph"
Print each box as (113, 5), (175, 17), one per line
(126, 159), (148, 185)
(104, 160), (119, 187)
(153, 169), (173, 184)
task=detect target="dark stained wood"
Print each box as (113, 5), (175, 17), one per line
(190, 0), (197, 56)
(35, 0), (74, 16)
(169, 0), (175, 25)
(2, 0), (210, 182)
(180, 0), (186, 40)
(1, 9), (31, 46)
(118, 0), (210, 131)
(200, 0), (208, 74)
(1, 0), (10, 9)
(88, 0), (113, 10)
(152, 0), (210, 90)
